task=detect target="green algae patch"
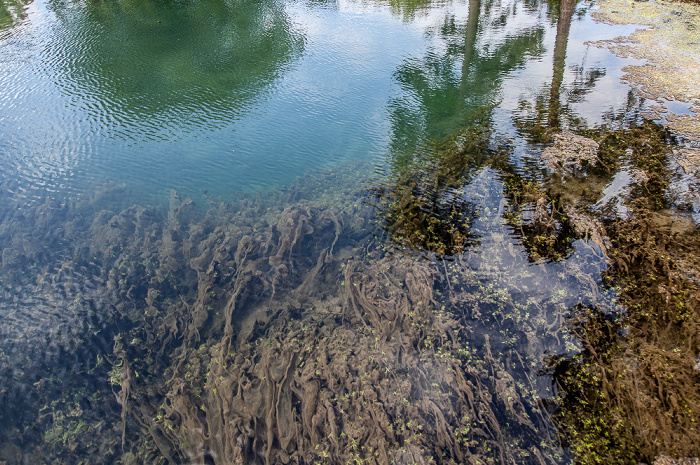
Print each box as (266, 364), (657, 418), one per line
(548, 215), (700, 464)
(590, 0), (700, 142)
(370, 108), (502, 256)
(508, 95), (700, 463)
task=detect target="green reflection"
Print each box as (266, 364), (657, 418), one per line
(372, 0), (548, 256)
(48, 0), (304, 133)
(503, 0), (614, 264)
(0, 0), (30, 30)
(358, 0), (449, 21)
(388, 0), (545, 157)
(383, 0), (439, 20)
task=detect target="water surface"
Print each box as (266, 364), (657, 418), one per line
(1, 0), (698, 462)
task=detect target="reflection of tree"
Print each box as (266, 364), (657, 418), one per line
(0, 0), (30, 31)
(456, 0), (480, 108)
(513, 0), (608, 143)
(373, 0), (548, 256)
(502, 0), (611, 263)
(388, 0), (545, 159)
(48, 0), (303, 136)
(548, 0), (575, 130)
(385, 0), (435, 20)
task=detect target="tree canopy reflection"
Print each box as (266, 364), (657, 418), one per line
(0, 0), (30, 31)
(372, 0), (547, 256)
(388, 0), (545, 157)
(47, 0), (304, 138)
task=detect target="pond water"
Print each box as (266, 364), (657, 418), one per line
(1, 0), (699, 463)
(0, 0), (639, 206)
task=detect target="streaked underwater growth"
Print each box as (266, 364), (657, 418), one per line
(1, 0), (700, 462)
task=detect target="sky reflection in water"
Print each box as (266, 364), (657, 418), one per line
(0, 0), (638, 206)
(1, 0), (696, 462)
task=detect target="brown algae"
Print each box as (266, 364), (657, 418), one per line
(590, 0), (700, 142)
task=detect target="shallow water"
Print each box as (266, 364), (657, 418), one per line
(1, 0), (699, 463)
(0, 0), (641, 207)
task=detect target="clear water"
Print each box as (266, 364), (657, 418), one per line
(1, 0), (694, 462)
(1, 0), (425, 205)
(0, 0), (637, 207)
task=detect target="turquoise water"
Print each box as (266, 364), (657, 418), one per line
(0, 0), (637, 206)
(0, 0), (427, 205)
(2, 0), (693, 462)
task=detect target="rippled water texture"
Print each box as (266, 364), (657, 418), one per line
(1, 0), (700, 463)
(0, 0), (640, 208)
(0, 0), (428, 204)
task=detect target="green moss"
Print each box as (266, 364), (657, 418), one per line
(371, 107), (499, 256)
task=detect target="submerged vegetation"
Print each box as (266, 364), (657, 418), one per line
(1, 0), (700, 462)
(373, 75), (700, 463)
(1, 157), (574, 463)
(370, 108), (498, 256)
(550, 214), (700, 463)
(4, 110), (697, 464)
(543, 122), (700, 464)
(0, 166), (516, 462)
